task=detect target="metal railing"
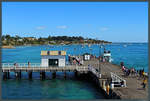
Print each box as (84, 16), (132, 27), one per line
(110, 72), (126, 87)
(2, 63), (41, 68)
(88, 65), (101, 78)
(2, 63), (88, 72)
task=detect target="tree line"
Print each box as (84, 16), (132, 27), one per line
(2, 34), (112, 46)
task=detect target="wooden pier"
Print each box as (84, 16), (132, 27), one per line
(2, 58), (148, 99)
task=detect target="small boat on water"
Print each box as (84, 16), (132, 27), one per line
(123, 44), (127, 47)
(102, 49), (113, 62)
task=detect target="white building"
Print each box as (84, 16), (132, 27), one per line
(41, 51), (66, 67)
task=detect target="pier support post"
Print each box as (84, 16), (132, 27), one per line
(40, 72), (42, 79)
(52, 71), (56, 79)
(15, 72), (21, 79)
(40, 71), (46, 80)
(28, 71), (32, 80)
(7, 72), (10, 79)
(42, 72), (46, 80)
(19, 71), (21, 79)
(74, 70), (78, 77)
(3, 72), (7, 80)
(15, 72), (18, 79)
(64, 71), (67, 79)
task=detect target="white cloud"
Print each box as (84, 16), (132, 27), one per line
(100, 27), (109, 31)
(57, 25), (67, 29)
(36, 26), (46, 30)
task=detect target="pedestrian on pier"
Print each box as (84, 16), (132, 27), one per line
(120, 62), (124, 67)
(142, 77), (147, 90)
(14, 63), (17, 68)
(142, 69), (145, 78)
(28, 61), (30, 68)
(131, 68), (135, 77)
(139, 69), (142, 78)
(122, 66), (125, 72)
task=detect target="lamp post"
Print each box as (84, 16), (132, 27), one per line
(99, 44), (101, 76)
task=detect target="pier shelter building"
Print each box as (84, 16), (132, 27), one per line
(41, 51), (66, 67)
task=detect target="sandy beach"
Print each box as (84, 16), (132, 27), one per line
(2, 45), (15, 49)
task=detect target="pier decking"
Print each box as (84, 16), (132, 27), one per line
(84, 58), (148, 99)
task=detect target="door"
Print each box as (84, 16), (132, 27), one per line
(48, 59), (58, 67)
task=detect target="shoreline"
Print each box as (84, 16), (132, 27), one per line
(2, 45), (15, 49)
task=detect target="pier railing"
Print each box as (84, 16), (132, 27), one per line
(2, 63), (41, 68)
(110, 72), (126, 87)
(88, 65), (101, 78)
(2, 63), (89, 72)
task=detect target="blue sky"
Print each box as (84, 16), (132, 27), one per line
(2, 2), (148, 42)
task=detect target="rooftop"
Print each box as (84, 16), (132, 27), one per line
(41, 51), (66, 56)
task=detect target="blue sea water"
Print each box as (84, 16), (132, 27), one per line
(2, 43), (148, 99)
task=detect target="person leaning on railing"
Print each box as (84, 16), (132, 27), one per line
(28, 61), (30, 68)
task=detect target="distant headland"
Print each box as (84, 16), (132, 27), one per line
(2, 35), (112, 48)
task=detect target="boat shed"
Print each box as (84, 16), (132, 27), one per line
(41, 51), (66, 67)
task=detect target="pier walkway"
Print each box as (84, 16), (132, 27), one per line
(84, 58), (148, 99)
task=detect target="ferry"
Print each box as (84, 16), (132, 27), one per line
(102, 50), (113, 62)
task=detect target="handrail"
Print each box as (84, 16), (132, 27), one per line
(111, 72), (126, 87)
(88, 65), (101, 78)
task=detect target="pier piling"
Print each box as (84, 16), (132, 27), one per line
(15, 72), (18, 79)
(42, 72), (46, 80)
(3, 72), (7, 80)
(74, 70), (78, 77)
(15, 72), (21, 79)
(52, 71), (56, 79)
(28, 71), (32, 80)
(64, 71), (67, 79)
(7, 72), (10, 79)
(40, 71), (46, 80)
(19, 71), (21, 79)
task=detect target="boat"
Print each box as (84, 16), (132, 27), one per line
(102, 49), (113, 62)
(123, 44), (127, 47)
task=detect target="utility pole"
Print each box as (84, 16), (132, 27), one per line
(99, 44), (101, 77)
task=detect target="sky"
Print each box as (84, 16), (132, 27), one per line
(2, 2), (148, 42)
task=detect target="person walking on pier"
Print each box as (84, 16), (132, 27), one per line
(120, 62), (124, 67)
(142, 77), (147, 90)
(28, 61), (30, 68)
(14, 62), (17, 68)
